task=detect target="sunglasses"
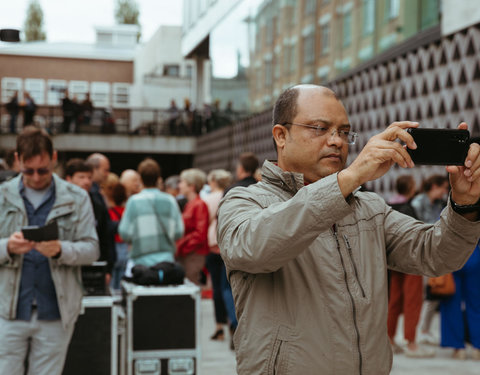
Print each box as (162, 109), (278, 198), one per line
(22, 168), (50, 176)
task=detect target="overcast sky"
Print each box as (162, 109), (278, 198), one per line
(0, 0), (183, 44)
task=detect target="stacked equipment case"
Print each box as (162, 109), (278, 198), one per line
(122, 281), (201, 375)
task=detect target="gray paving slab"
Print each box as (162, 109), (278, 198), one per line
(199, 300), (479, 374)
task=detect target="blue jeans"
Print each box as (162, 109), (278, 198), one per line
(111, 242), (128, 290)
(440, 246), (480, 349)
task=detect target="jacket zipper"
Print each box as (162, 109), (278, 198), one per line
(343, 234), (366, 298)
(332, 225), (363, 375)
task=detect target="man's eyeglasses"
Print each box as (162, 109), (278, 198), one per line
(22, 168), (50, 176)
(284, 123), (357, 145)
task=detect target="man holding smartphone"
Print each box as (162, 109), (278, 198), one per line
(217, 85), (480, 374)
(0, 127), (99, 375)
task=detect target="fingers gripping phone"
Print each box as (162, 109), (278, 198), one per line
(406, 128), (470, 165)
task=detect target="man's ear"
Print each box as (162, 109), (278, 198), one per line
(272, 124), (288, 149)
(65, 175), (72, 182)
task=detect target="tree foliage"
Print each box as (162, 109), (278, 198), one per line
(115, 0), (141, 40)
(24, 0), (46, 42)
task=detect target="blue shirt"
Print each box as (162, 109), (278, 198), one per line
(16, 178), (61, 321)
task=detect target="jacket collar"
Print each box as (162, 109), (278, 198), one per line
(261, 160), (305, 194)
(2, 173), (76, 212)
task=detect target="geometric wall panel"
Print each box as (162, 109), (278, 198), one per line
(194, 24), (480, 198)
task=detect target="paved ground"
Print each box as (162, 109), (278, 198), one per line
(198, 299), (479, 375)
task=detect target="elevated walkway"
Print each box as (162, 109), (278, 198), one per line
(0, 133), (196, 154)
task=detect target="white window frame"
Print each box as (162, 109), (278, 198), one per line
(69, 80), (89, 102)
(47, 79), (67, 105)
(25, 79), (45, 105)
(112, 83), (130, 108)
(1, 77), (22, 103)
(91, 82), (110, 108)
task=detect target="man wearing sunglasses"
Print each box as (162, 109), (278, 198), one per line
(217, 85), (480, 375)
(0, 126), (99, 375)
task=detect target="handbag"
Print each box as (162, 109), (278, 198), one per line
(427, 273), (455, 296)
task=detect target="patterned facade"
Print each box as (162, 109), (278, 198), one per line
(194, 23), (480, 198)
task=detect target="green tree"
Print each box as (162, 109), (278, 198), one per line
(24, 0), (46, 42)
(115, 0), (141, 41)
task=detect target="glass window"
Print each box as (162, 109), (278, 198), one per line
(186, 65), (193, 78)
(343, 11), (352, 47)
(321, 23), (330, 55)
(1, 77), (22, 103)
(69, 80), (89, 102)
(112, 83), (130, 108)
(385, 0), (399, 20)
(90, 82), (110, 107)
(163, 65), (180, 77)
(265, 61), (272, 87)
(47, 80), (67, 105)
(289, 45), (297, 73)
(24, 79), (45, 105)
(266, 19), (274, 44)
(283, 46), (290, 74)
(303, 34), (315, 65)
(304, 0), (316, 15)
(420, 0), (439, 29)
(363, 0), (375, 35)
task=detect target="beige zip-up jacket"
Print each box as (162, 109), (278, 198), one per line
(0, 174), (99, 330)
(217, 161), (480, 375)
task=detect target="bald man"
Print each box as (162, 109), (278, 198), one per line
(120, 169), (143, 198)
(217, 85), (480, 374)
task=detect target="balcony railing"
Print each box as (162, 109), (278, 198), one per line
(0, 104), (243, 137)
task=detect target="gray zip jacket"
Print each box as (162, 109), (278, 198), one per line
(0, 174), (99, 330)
(217, 161), (480, 375)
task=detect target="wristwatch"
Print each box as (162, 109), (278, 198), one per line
(450, 197), (480, 214)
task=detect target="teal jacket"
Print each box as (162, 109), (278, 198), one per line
(0, 174), (99, 330)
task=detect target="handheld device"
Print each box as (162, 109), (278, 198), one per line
(406, 128), (470, 165)
(22, 221), (59, 241)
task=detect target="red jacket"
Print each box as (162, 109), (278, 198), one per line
(176, 196), (209, 257)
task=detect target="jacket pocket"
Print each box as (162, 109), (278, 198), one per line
(267, 325), (293, 375)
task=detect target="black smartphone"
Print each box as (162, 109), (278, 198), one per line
(406, 128), (470, 165)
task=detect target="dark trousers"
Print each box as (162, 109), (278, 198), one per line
(206, 253), (227, 324)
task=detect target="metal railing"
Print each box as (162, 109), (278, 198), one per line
(0, 104), (243, 137)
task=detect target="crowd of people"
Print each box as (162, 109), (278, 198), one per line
(4, 91), (238, 136)
(1, 83), (480, 375)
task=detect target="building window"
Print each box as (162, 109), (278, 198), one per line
(24, 79), (45, 105)
(1, 77), (22, 103)
(266, 19), (274, 45)
(91, 82), (110, 107)
(303, 34), (315, 65)
(265, 61), (272, 88)
(363, 0), (375, 35)
(113, 83), (130, 108)
(304, 0), (316, 15)
(320, 23), (330, 55)
(69, 80), (89, 102)
(283, 47), (290, 75)
(163, 64), (180, 77)
(343, 11), (352, 47)
(385, 0), (399, 20)
(289, 45), (297, 73)
(420, 0), (439, 29)
(186, 65), (193, 78)
(274, 56), (281, 79)
(47, 80), (67, 105)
